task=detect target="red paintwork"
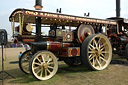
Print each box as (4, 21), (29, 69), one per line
(23, 39), (35, 42)
(48, 40), (72, 53)
(77, 24), (95, 43)
(68, 48), (80, 57)
(49, 42), (62, 52)
(58, 47), (80, 57)
(71, 49), (77, 56)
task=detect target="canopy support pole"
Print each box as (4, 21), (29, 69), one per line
(36, 17), (41, 36)
(105, 24), (108, 35)
(11, 17), (15, 37)
(19, 14), (24, 35)
(117, 23), (119, 34)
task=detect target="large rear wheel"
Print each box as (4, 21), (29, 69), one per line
(29, 51), (58, 80)
(81, 34), (112, 71)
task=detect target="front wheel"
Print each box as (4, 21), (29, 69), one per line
(81, 34), (112, 71)
(29, 51), (58, 80)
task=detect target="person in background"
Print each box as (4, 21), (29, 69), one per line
(18, 52), (22, 59)
(25, 44), (31, 50)
(13, 37), (18, 48)
(20, 43), (24, 47)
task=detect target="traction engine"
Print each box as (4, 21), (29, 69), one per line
(9, 0), (128, 80)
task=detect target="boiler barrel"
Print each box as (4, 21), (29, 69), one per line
(30, 39), (73, 52)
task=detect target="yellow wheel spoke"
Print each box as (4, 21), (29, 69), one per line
(48, 66), (54, 69)
(45, 69), (47, 76)
(93, 39), (98, 48)
(92, 58), (95, 66)
(98, 44), (101, 49)
(23, 63), (29, 67)
(46, 54), (50, 58)
(40, 70), (43, 77)
(100, 42), (107, 49)
(36, 57), (41, 63)
(92, 58), (96, 66)
(96, 57), (101, 67)
(99, 56), (107, 62)
(89, 54), (93, 58)
(100, 47), (105, 51)
(23, 65), (29, 70)
(100, 53), (105, 57)
(102, 51), (109, 53)
(89, 46), (93, 50)
(89, 54), (96, 61)
(42, 55), (46, 63)
(36, 68), (42, 74)
(47, 62), (54, 65)
(88, 51), (96, 53)
(97, 37), (101, 45)
(47, 69), (51, 74)
(47, 58), (52, 64)
(89, 44), (95, 49)
(34, 62), (41, 65)
(98, 56), (101, 63)
(34, 66), (40, 70)
(23, 57), (28, 61)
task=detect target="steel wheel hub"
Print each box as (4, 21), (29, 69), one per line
(43, 63), (48, 69)
(96, 50), (102, 56)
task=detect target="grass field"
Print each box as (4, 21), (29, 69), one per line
(0, 48), (128, 85)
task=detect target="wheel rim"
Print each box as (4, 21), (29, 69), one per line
(31, 51), (58, 80)
(88, 35), (112, 70)
(21, 51), (32, 73)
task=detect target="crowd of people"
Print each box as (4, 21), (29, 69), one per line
(7, 43), (24, 48)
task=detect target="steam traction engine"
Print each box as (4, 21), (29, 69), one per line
(9, 0), (128, 80)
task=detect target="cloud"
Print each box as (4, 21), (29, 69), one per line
(1, 0), (128, 39)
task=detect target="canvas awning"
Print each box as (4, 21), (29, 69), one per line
(9, 8), (117, 27)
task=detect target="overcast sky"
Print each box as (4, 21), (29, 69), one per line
(0, 0), (128, 38)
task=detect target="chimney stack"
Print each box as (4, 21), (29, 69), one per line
(34, 0), (43, 10)
(34, 0), (42, 36)
(116, 0), (120, 18)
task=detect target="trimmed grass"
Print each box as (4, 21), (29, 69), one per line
(0, 48), (128, 85)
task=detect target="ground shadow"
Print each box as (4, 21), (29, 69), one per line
(0, 68), (37, 84)
(111, 60), (128, 66)
(4, 60), (128, 85)
(3, 63), (91, 84)
(9, 61), (19, 64)
(58, 63), (91, 74)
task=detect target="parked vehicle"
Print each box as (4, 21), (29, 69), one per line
(9, 0), (128, 80)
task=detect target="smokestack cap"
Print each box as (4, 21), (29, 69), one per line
(34, 0), (43, 10)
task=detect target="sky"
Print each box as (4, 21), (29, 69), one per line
(0, 0), (128, 39)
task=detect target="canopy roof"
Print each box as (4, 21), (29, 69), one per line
(9, 8), (117, 27)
